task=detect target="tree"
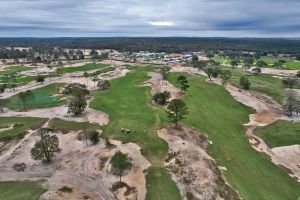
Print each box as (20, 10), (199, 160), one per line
(110, 151), (132, 182)
(240, 75), (251, 90)
(256, 60), (267, 68)
(92, 76), (99, 87)
(282, 78), (297, 89)
(31, 128), (60, 162)
(161, 67), (170, 80)
(83, 72), (89, 85)
(97, 80), (110, 90)
(36, 75), (45, 84)
(89, 130), (100, 145)
(47, 64), (53, 81)
(296, 71), (300, 78)
(230, 59), (238, 69)
(166, 99), (188, 128)
(0, 99), (6, 113)
(153, 91), (170, 105)
(220, 70), (232, 85)
(16, 90), (35, 109)
(192, 54), (198, 61)
(0, 84), (6, 93)
(67, 88), (87, 117)
(283, 91), (300, 116)
(192, 60), (208, 70)
(205, 67), (221, 81)
(177, 75), (189, 91)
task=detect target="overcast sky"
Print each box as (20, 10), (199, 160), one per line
(0, 0), (299, 37)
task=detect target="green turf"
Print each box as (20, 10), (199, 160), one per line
(90, 67), (169, 164)
(211, 55), (231, 64)
(61, 63), (108, 74)
(6, 83), (66, 109)
(0, 66), (33, 76)
(48, 118), (101, 131)
(90, 67), (181, 200)
(0, 117), (47, 139)
(226, 67), (300, 104)
(0, 181), (46, 200)
(254, 120), (300, 148)
(145, 168), (181, 200)
(167, 72), (300, 200)
(259, 56), (300, 70)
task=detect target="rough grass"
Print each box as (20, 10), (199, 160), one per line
(145, 167), (181, 200)
(6, 83), (66, 109)
(0, 117), (47, 139)
(167, 72), (300, 200)
(0, 181), (46, 200)
(254, 120), (300, 148)
(0, 66), (33, 75)
(48, 118), (101, 131)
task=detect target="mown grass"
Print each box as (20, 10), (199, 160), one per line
(90, 67), (181, 200)
(0, 66), (33, 75)
(167, 72), (300, 200)
(254, 120), (300, 148)
(60, 63), (108, 74)
(0, 181), (46, 200)
(259, 56), (300, 70)
(211, 55), (231, 64)
(145, 167), (181, 200)
(0, 117), (47, 139)
(6, 83), (66, 109)
(48, 118), (101, 131)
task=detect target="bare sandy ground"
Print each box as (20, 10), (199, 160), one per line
(143, 72), (182, 100)
(158, 126), (240, 200)
(0, 127), (150, 200)
(248, 67), (298, 76)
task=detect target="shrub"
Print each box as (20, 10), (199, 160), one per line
(97, 80), (110, 91)
(240, 75), (251, 90)
(58, 186), (73, 193)
(153, 91), (170, 105)
(89, 130), (100, 144)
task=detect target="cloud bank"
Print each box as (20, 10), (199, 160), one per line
(0, 0), (299, 37)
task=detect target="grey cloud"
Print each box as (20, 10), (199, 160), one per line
(0, 0), (299, 37)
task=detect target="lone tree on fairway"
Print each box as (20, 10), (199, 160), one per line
(205, 67), (221, 81)
(67, 88), (87, 117)
(167, 99), (188, 128)
(177, 75), (189, 91)
(240, 75), (251, 90)
(31, 128), (60, 162)
(110, 151), (132, 182)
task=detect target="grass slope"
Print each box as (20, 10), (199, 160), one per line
(0, 181), (46, 200)
(0, 117), (47, 139)
(227, 68), (300, 104)
(254, 120), (300, 148)
(90, 67), (181, 200)
(168, 73), (300, 200)
(6, 83), (66, 109)
(61, 63), (108, 74)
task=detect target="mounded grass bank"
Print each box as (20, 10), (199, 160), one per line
(6, 83), (66, 109)
(254, 120), (300, 148)
(0, 181), (46, 200)
(0, 117), (47, 139)
(48, 118), (101, 131)
(167, 72), (300, 200)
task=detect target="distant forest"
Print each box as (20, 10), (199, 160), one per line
(0, 37), (299, 54)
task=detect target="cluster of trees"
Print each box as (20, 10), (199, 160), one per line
(1, 38), (300, 54)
